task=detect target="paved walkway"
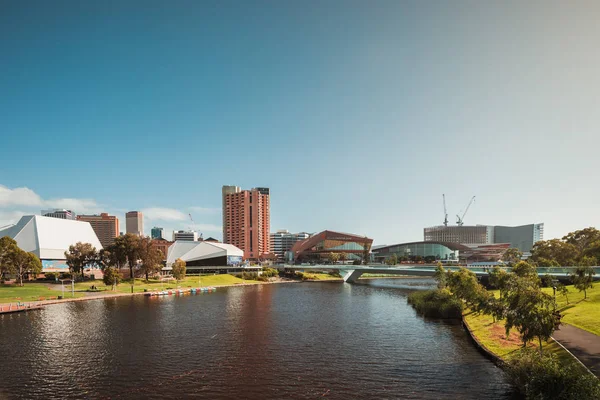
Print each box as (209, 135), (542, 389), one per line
(553, 324), (600, 377)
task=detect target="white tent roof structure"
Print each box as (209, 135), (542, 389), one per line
(0, 215), (103, 260)
(167, 240), (243, 266)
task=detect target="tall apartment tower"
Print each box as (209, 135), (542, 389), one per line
(77, 213), (120, 247)
(125, 211), (144, 236)
(222, 185), (270, 260)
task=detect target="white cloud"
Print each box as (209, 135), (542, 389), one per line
(0, 210), (30, 229)
(45, 198), (101, 214)
(0, 185), (42, 207)
(142, 207), (188, 221)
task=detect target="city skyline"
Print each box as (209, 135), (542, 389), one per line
(1, 1), (599, 244)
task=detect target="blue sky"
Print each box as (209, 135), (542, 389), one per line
(1, 1), (599, 244)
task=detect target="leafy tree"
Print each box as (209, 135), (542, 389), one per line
(503, 277), (555, 353)
(10, 249), (42, 286)
(64, 242), (98, 280)
(433, 262), (446, 289)
(339, 252), (347, 265)
(414, 255), (424, 263)
(0, 236), (18, 279)
(511, 261), (539, 282)
(102, 267), (120, 290)
(583, 240), (600, 265)
(578, 255), (597, 267)
(138, 237), (164, 281)
(502, 248), (523, 265)
(172, 258), (186, 281)
(385, 254), (398, 266)
(570, 265), (595, 299)
(563, 227), (600, 254)
(362, 240), (371, 265)
(530, 239), (578, 267)
(487, 266), (510, 297)
(535, 257), (561, 268)
(114, 234), (141, 279)
(556, 282), (569, 304)
(328, 252), (340, 265)
(446, 268), (483, 308)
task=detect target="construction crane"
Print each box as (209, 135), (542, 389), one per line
(456, 196), (476, 226)
(188, 213), (203, 240)
(442, 194), (448, 226)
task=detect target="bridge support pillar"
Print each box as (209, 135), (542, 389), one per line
(343, 269), (364, 283)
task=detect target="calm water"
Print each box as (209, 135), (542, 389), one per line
(0, 279), (514, 399)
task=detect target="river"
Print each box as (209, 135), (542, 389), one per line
(0, 278), (515, 399)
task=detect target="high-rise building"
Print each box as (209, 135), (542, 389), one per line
(77, 213), (120, 247)
(125, 211), (144, 236)
(151, 227), (164, 240)
(41, 209), (76, 220)
(222, 185), (271, 260)
(173, 230), (198, 241)
(270, 230), (311, 261)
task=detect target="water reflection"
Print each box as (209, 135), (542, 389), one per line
(0, 279), (514, 399)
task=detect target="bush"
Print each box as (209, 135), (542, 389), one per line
(506, 348), (600, 399)
(242, 272), (258, 281)
(295, 272), (304, 280)
(407, 289), (463, 319)
(328, 270), (342, 278)
(44, 272), (58, 281)
(261, 267), (279, 278)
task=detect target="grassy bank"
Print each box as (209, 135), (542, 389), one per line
(0, 283), (84, 303)
(74, 274), (249, 293)
(407, 289), (462, 318)
(541, 284), (600, 336)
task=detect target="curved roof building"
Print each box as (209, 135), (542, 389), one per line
(289, 230), (373, 262)
(167, 240), (244, 267)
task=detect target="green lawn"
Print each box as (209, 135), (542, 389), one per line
(301, 273), (341, 281)
(542, 284), (600, 336)
(464, 311), (585, 372)
(73, 274), (250, 294)
(0, 283), (84, 303)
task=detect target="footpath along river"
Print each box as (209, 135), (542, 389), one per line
(0, 278), (516, 399)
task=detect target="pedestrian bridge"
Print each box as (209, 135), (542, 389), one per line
(289, 265), (600, 283)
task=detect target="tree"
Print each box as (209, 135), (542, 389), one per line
(102, 267), (121, 290)
(362, 240), (371, 265)
(512, 261), (539, 282)
(563, 227), (600, 254)
(530, 239), (578, 267)
(433, 262), (446, 289)
(0, 236), (18, 279)
(488, 266), (510, 297)
(556, 283), (570, 304)
(328, 252), (340, 265)
(571, 265), (595, 299)
(138, 237), (164, 281)
(503, 277), (556, 354)
(446, 268), (483, 308)
(113, 234), (141, 293)
(339, 252), (348, 265)
(172, 258), (186, 281)
(10, 249), (42, 286)
(64, 242), (98, 280)
(385, 254), (398, 266)
(502, 248), (523, 265)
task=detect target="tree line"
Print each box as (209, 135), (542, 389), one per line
(64, 233), (165, 291)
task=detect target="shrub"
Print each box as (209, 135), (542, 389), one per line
(295, 272), (304, 280)
(44, 272), (58, 281)
(407, 289), (463, 319)
(261, 267), (279, 278)
(506, 348), (600, 399)
(328, 270), (342, 278)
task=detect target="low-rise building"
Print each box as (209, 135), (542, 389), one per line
(41, 209), (76, 220)
(270, 230), (311, 261)
(289, 230), (373, 263)
(77, 213), (120, 247)
(173, 230), (198, 241)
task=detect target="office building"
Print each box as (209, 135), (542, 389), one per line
(222, 185), (271, 260)
(494, 223), (544, 255)
(173, 230), (198, 241)
(77, 213), (120, 247)
(41, 209), (76, 220)
(0, 215), (102, 272)
(151, 227), (164, 240)
(270, 230), (311, 261)
(289, 230), (373, 263)
(125, 211), (144, 236)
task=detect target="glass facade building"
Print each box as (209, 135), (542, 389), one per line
(373, 241), (462, 261)
(290, 230), (373, 263)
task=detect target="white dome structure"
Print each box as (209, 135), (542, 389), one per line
(167, 240), (243, 267)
